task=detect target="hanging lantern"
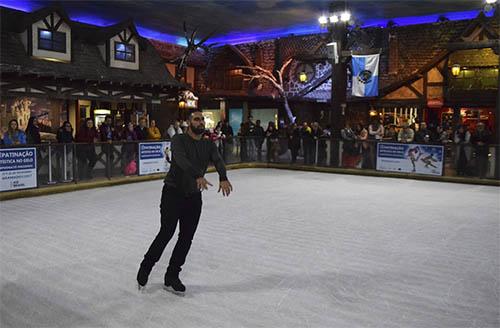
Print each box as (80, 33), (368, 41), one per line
(299, 71), (308, 83)
(451, 64), (461, 77)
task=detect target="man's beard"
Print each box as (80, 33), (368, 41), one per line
(190, 125), (205, 135)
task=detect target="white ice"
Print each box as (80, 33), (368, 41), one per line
(1, 168), (499, 328)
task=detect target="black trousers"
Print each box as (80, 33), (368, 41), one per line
(141, 185), (202, 277)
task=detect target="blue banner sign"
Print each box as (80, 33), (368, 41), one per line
(138, 142), (171, 175)
(0, 147), (37, 191)
(376, 142), (444, 176)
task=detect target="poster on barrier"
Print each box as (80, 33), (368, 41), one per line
(0, 147), (37, 191)
(376, 142), (444, 176)
(138, 142), (171, 176)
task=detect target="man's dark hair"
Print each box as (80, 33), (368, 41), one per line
(188, 110), (203, 120)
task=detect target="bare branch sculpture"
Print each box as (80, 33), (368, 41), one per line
(237, 58), (296, 123)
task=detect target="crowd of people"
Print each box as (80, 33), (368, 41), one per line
(0, 114), (495, 179)
(340, 119), (492, 178)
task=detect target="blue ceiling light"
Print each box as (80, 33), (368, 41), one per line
(208, 23), (323, 45)
(135, 26), (189, 46)
(0, 0), (38, 12)
(0, 1), (495, 46)
(362, 10), (483, 28)
(71, 15), (120, 27)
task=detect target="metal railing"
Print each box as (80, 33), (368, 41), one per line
(1, 136), (498, 192)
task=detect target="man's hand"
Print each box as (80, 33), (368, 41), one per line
(196, 177), (213, 191)
(218, 180), (233, 197)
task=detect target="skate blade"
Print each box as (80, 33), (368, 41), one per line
(163, 285), (185, 296)
(138, 284), (146, 292)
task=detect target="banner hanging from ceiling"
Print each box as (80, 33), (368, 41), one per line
(352, 54), (380, 97)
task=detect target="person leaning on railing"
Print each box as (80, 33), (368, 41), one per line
(471, 122), (491, 179)
(148, 119), (162, 140)
(454, 125), (471, 176)
(398, 123), (415, 143)
(57, 121), (74, 143)
(2, 119), (26, 146)
(25, 117), (41, 145)
(75, 118), (99, 180)
(288, 123), (301, 164)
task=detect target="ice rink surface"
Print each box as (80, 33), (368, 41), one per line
(1, 168), (499, 328)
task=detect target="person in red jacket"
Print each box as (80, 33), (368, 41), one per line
(76, 118), (99, 180)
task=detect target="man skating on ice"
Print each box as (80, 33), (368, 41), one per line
(137, 111), (233, 294)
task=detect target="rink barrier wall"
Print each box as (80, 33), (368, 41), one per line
(1, 162), (498, 201)
(1, 138), (499, 200)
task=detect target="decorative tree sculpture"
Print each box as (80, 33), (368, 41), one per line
(237, 58), (296, 123)
(175, 22), (215, 81)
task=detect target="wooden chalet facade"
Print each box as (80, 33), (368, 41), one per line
(0, 5), (181, 136)
(150, 11), (498, 136)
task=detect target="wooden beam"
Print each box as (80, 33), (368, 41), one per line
(447, 40), (500, 51)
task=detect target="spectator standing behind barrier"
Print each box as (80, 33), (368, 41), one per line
(301, 122), (314, 164)
(238, 122), (248, 162)
(398, 122), (415, 143)
(311, 122), (324, 165)
(148, 119), (162, 140)
(221, 120), (233, 161)
(75, 118), (98, 180)
(167, 121), (183, 138)
(246, 116), (256, 161)
(181, 120), (189, 133)
(356, 123), (370, 169)
(436, 125), (450, 144)
(367, 119), (384, 169)
(122, 122), (138, 175)
(99, 115), (117, 142)
(265, 121), (279, 163)
(57, 121), (74, 143)
(454, 125), (471, 176)
(288, 123), (301, 164)
(341, 122), (358, 168)
(254, 120), (265, 161)
(25, 117), (41, 144)
(100, 115), (117, 168)
(3, 119), (26, 145)
(415, 122), (432, 143)
(384, 124), (398, 141)
(135, 118), (148, 140)
(471, 122), (490, 179)
(56, 121), (74, 181)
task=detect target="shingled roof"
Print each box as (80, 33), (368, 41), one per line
(149, 39), (208, 67)
(0, 6), (181, 89)
(276, 13), (499, 100)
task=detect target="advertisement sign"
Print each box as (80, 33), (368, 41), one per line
(138, 142), (171, 176)
(376, 142), (444, 176)
(0, 147), (37, 191)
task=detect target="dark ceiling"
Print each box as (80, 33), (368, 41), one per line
(0, 0), (488, 44)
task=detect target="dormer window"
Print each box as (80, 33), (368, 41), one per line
(114, 42), (135, 62)
(38, 28), (66, 53)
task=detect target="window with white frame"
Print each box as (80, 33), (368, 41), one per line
(114, 42), (135, 62)
(38, 28), (66, 53)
